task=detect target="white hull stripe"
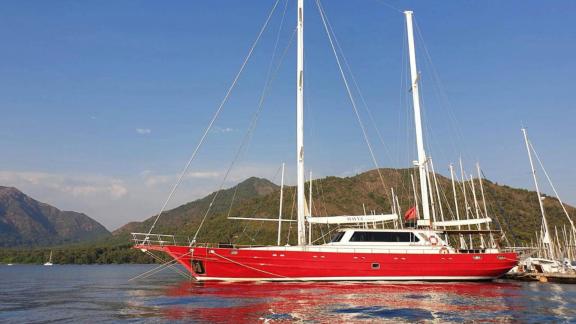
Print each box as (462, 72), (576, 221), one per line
(195, 276), (496, 282)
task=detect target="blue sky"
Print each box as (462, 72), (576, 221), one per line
(0, 0), (575, 230)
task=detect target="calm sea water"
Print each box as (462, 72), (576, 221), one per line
(1, 265), (575, 323)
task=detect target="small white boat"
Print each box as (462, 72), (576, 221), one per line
(44, 251), (53, 266)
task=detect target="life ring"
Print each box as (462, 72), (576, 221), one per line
(439, 247), (449, 254)
(429, 236), (438, 246)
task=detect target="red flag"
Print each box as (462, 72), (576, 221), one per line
(404, 206), (417, 221)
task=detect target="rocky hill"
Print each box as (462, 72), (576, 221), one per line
(112, 169), (576, 246)
(0, 186), (110, 247)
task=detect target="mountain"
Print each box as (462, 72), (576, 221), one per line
(3, 169), (574, 264)
(113, 169), (576, 246)
(113, 177), (279, 237)
(0, 186), (110, 247)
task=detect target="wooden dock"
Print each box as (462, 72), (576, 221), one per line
(505, 272), (576, 284)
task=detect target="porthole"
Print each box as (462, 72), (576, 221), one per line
(371, 263), (380, 270)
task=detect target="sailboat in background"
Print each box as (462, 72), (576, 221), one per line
(44, 250), (53, 266)
(132, 1), (517, 281)
(508, 129), (576, 279)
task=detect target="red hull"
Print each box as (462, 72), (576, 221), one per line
(138, 244), (517, 281)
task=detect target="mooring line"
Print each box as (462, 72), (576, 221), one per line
(129, 251), (193, 281)
(144, 250), (192, 280)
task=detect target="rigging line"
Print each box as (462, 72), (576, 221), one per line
(192, 24), (297, 244)
(438, 178), (456, 219)
(129, 259), (178, 281)
(480, 169), (518, 245)
(413, 18), (468, 162)
(316, 177), (329, 217)
(144, 251), (192, 280)
(371, 0), (403, 13)
(226, 1), (290, 221)
(128, 251), (193, 281)
(397, 28), (413, 200)
(286, 186), (297, 244)
(319, 1), (403, 199)
(316, 0), (391, 203)
(324, 15), (395, 168)
(226, 185), (240, 220)
(396, 23), (408, 167)
(146, 0), (282, 236)
(238, 165), (282, 244)
(232, 169), (282, 244)
(528, 140), (576, 231)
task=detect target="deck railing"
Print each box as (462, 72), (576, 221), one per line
(131, 232), (191, 246)
(131, 232), (516, 255)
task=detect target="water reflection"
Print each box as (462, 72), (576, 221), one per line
(2, 265), (574, 323)
(157, 281), (523, 322)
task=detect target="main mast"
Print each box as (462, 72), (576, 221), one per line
(404, 11), (430, 225)
(296, 0), (306, 246)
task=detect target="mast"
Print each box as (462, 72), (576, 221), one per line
(469, 173), (486, 248)
(308, 171), (313, 245)
(522, 128), (554, 259)
(460, 159), (473, 248)
(404, 11), (430, 225)
(410, 174), (421, 221)
(430, 159), (445, 222)
(296, 0), (306, 246)
(449, 164), (461, 223)
(450, 163), (467, 249)
(277, 162), (285, 246)
(476, 163), (495, 247)
(425, 166), (436, 223)
(476, 163), (489, 219)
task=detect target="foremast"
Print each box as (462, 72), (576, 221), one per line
(404, 11), (431, 225)
(296, 0), (306, 246)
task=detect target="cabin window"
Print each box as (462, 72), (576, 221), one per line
(331, 232), (345, 242)
(349, 231), (419, 243)
(371, 263), (380, 269)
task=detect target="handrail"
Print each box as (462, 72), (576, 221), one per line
(131, 232), (190, 247)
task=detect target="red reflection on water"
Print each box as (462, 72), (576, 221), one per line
(161, 281), (522, 322)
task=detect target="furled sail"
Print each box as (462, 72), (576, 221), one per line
(433, 217), (492, 227)
(306, 214), (398, 225)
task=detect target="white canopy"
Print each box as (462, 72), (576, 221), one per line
(306, 214), (398, 225)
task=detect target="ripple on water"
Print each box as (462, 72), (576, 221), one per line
(1, 265), (576, 323)
(334, 306), (434, 321)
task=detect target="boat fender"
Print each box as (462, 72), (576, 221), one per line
(439, 247), (449, 254)
(429, 236), (438, 246)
